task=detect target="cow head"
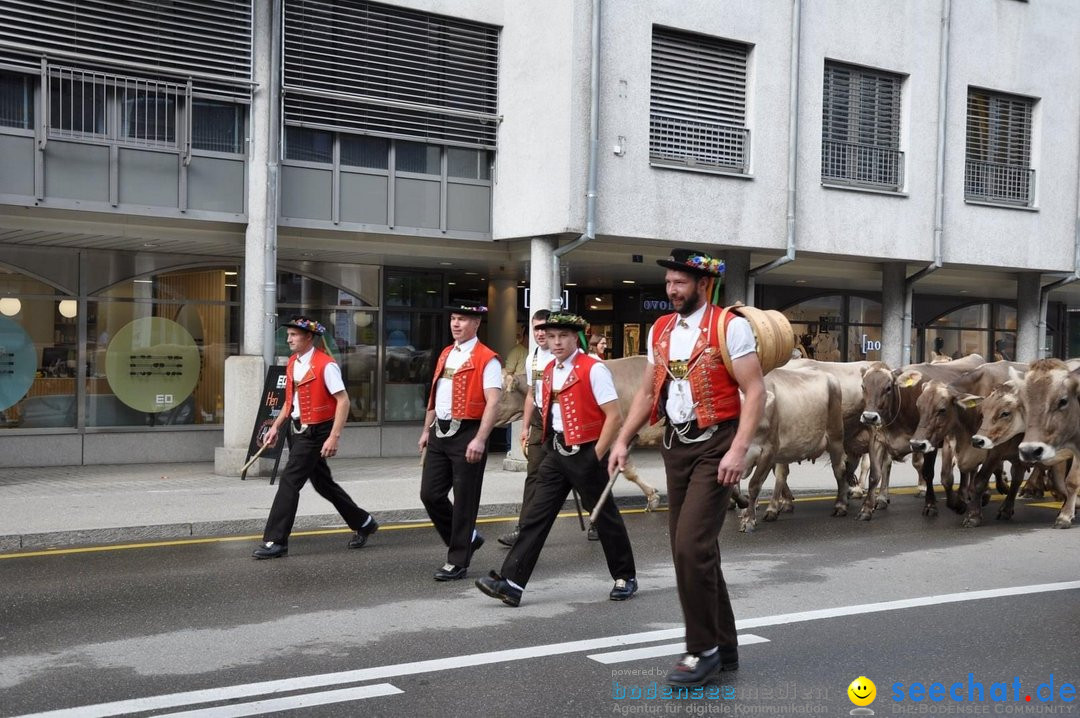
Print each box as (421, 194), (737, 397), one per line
(493, 373), (529, 427)
(861, 364), (913, 426)
(971, 381), (1023, 449)
(1018, 359), (1080, 465)
(910, 380), (957, 453)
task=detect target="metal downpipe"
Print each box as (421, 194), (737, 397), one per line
(262, 0), (283, 366)
(551, 0), (601, 311)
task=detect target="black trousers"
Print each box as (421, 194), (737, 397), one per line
(501, 436), (636, 589)
(262, 420), (371, 545)
(516, 410), (548, 520)
(420, 419), (486, 567)
(662, 420), (738, 655)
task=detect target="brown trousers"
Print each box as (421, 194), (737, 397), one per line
(661, 419), (738, 655)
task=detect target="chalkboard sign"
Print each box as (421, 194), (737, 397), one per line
(241, 365), (288, 484)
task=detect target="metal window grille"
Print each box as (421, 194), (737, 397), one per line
(965, 89), (1034, 206)
(284, 0), (500, 149)
(821, 62), (904, 190)
(0, 0), (252, 99)
(0, 71), (32, 129)
(649, 26), (750, 172)
(191, 99), (245, 154)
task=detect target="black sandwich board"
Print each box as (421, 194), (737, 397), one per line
(241, 365), (288, 484)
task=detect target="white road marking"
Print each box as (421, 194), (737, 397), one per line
(14, 580), (1080, 718)
(151, 684), (402, 718)
(587, 634), (770, 664)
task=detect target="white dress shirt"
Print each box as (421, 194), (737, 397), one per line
(550, 349), (618, 433)
(529, 345), (554, 408)
(291, 346), (345, 419)
(433, 336), (504, 420)
(646, 304), (756, 424)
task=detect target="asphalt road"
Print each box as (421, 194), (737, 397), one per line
(1, 491), (1078, 718)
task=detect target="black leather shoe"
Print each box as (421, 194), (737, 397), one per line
(497, 528), (519, 547)
(587, 525), (600, 541)
(252, 541), (288, 560)
(667, 651), (721, 686)
(475, 570), (523, 607)
(609, 577), (638, 601)
(471, 533), (485, 553)
(347, 518), (379, 549)
(434, 563), (467, 581)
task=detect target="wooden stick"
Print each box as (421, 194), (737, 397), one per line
(241, 442), (270, 474)
(589, 468), (622, 527)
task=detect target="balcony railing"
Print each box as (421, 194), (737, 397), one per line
(649, 114), (750, 173)
(821, 140), (904, 191)
(964, 160), (1034, 207)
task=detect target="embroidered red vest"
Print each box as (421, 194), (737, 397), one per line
(284, 348), (338, 425)
(650, 306), (741, 428)
(427, 342), (500, 419)
(541, 352), (608, 445)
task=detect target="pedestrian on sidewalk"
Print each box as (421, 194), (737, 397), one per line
(609, 249), (766, 686)
(499, 308), (551, 548)
(476, 312), (638, 607)
(253, 317), (378, 559)
(419, 302), (503, 581)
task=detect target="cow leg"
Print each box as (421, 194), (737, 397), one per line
(739, 455), (771, 533)
(875, 455), (894, 510)
(621, 461), (661, 511)
(1052, 463), (1080, 529)
(994, 463), (1009, 495)
(1019, 465), (1044, 498)
(764, 463), (791, 521)
(857, 438), (888, 521)
(996, 460), (1025, 522)
(912, 451), (927, 498)
(962, 462), (996, 528)
(1050, 462), (1069, 502)
(921, 449), (940, 517)
(849, 453), (870, 499)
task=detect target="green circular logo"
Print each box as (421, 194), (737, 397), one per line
(105, 317), (201, 413)
(0, 316), (36, 411)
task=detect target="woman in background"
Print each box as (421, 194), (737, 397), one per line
(588, 334), (608, 360)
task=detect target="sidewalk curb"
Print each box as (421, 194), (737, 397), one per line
(0, 495), (658, 552)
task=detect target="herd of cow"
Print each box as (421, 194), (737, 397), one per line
(494, 354), (1080, 533)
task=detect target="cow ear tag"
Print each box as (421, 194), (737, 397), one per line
(961, 397), (980, 409)
(901, 376), (918, 387)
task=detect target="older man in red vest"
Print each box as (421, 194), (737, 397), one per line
(419, 302), (503, 581)
(253, 316), (377, 559)
(476, 312), (637, 607)
(610, 249), (766, 685)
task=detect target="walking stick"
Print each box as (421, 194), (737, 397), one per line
(589, 467), (623, 528)
(571, 490), (586, 530)
(240, 441), (270, 475)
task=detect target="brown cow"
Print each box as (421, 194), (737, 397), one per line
(858, 354), (986, 520)
(908, 362), (1027, 526)
(494, 358), (661, 510)
(738, 366), (848, 532)
(1015, 359), (1080, 528)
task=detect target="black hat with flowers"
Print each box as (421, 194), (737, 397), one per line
(538, 312), (589, 350)
(281, 316), (326, 335)
(656, 248), (726, 277)
(445, 301), (489, 317)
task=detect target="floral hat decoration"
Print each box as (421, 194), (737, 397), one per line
(282, 316), (327, 335)
(656, 248), (726, 305)
(537, 312), (590, 350)
(445, 301), (489, 317)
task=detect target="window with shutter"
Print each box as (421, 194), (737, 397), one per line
(284, 0), (500, 150)
(965, 88), (1035, 206)
(821, 61), (904, 191)
(649, 26), (751, 173)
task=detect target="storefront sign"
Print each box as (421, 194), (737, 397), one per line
(642, 299), (673, 312)
(104, 317), (201, 413)
(0, 316), (36, 412)
(860, 334), (882, 355)
(243, 365), (288, 482)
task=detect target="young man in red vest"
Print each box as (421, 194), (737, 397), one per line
(610, 249), (766, 685)
(476, 313), (638, 607)
(253, 316), (377, 559)
(419, 302), (503, 581)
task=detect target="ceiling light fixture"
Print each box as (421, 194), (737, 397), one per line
(58, 299), (78, 318)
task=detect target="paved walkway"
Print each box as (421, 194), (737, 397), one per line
(0, 449), (920, 552)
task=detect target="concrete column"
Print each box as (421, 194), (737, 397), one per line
(530, 237), (557, 333)
(1016, 272), (1041, 362)
(882, 262), (906, 368)
(488, 278), (519, 356)
(217, 2), (273, 476)
(722, 249), (751, 306)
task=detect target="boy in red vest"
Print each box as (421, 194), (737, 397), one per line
(419, 302), (503, 581)
(610, 249), (766, 685)
(476, 312), (638, 607)
(253, 316), (377, 559)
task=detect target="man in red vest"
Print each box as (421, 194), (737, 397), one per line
(476, 312), (637, 607)
(609, 249), (766, 685)
(419, 302), (503, 581)
(253, 316), (378, 559)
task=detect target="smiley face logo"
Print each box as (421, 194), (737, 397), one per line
(848, 676), (877, 707)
